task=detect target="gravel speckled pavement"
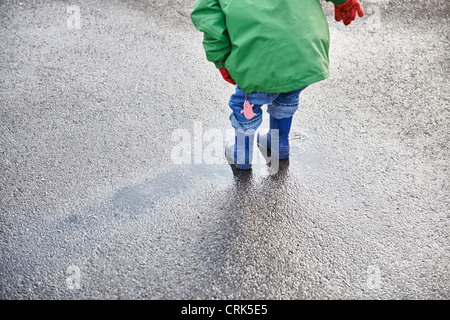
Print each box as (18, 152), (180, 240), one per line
(0, 0), (448, 299)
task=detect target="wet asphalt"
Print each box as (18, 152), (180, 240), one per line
(0, 0), (448, 299)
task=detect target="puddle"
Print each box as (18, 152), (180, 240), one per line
(110, 126), (323, 215)
(288, 128), (323, 172)
(59, 126), (323, 226)
(109, 168), (194, 214)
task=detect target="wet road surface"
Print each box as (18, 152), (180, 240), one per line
(0, 0), (448, 299)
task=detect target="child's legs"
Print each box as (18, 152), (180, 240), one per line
(267, 87), (307, 119)
(229, 85), (279, 132)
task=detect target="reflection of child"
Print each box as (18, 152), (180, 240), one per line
(191, 0), (364, 169)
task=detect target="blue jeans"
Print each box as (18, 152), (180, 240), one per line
(229, 85), (307, 131)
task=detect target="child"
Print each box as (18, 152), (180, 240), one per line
(191, 0), (364, 169)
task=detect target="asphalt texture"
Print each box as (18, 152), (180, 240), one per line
(0, 0), (448, 299)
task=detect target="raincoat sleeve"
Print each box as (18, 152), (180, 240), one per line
(190, 0), (231, 69)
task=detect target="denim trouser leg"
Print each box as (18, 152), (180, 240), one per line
(229, 85), (268, 132)
(266, 87), (306, 119)
(228, 85), (307, 131)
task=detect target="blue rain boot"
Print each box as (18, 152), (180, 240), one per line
(225, 129), (255, 170)
(257, 115), (293, 159)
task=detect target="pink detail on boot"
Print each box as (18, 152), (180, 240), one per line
(241, 99), (256, 120)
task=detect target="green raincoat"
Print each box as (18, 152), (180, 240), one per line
(191, 0), (346, 93)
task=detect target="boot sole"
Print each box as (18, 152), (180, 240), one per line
(256, 141), (289, 160)
(224, 150), (252, 170)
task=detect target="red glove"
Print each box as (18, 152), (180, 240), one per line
(334, 0), (364, 26)
(219, 68), (236, 85)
